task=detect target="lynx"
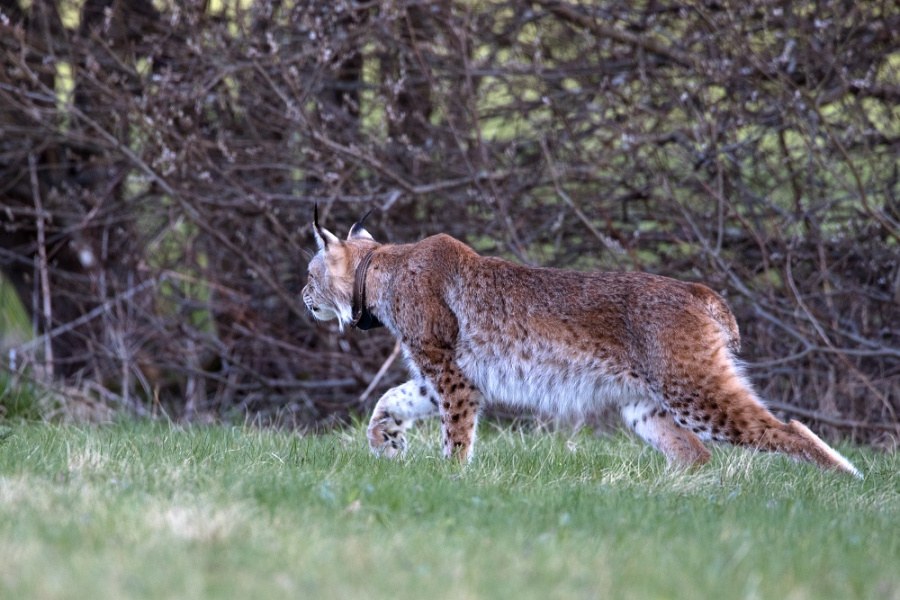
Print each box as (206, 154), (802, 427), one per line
(302, 209), (861, 477)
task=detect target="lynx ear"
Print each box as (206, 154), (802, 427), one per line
(313, 204), (340, 250)
(348, 208), (377, 241)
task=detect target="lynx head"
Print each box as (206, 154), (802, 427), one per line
(302, 206), (379, 329)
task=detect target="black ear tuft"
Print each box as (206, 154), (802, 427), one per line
(348, 207), (377, 240)
(313, 203), (326, 247)
(313, 203), (339, 250)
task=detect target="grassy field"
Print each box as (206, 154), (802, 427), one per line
(0, 419), (897, 600)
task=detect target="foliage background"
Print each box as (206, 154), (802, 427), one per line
(1, 0), (898, 443)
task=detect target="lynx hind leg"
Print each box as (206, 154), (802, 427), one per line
(621, 402), (711, 469)
(775, 419), (862, 478)
(725, 408), (861, 477)
(367, 380), (439, 458)
(664, 367), (862, 478)
(721, 400), (862, 477)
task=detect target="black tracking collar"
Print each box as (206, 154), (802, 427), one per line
(350, 250), (384, 330)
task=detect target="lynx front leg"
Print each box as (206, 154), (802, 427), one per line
(367, 380), (439, 458)
(411, 352), (482, 462)
(436, 364), (482, 462)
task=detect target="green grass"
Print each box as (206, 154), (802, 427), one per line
(0, 276), (30, 345)
(0, 420), (897, 599)
(0, 374), (50, 421)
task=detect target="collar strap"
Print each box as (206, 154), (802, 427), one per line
(350, 250), (384, 330)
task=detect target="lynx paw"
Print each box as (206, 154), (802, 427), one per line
(367, 414), (408, 459)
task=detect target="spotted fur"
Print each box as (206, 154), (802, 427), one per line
(302, 215), (861, 477)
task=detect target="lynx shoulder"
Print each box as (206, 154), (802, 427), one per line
(303, 211), (860, 477)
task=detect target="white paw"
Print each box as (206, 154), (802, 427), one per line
(367, 415), (408, 459)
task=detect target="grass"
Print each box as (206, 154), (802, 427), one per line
(0, 276), (30, 346)
(0, 374), (48, 421)
(0, 419), (897, 600)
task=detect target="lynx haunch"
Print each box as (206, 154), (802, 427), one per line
(303, 210), (860, 477)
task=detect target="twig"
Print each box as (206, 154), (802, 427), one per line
(768, 401), (900, 433)
(359, 339), (402, 403)
(540, 138), (626, 269)
(28, 153), (54, 379)
(8, 54), (312, 323)
(785, 254), (899, 424)
(16, 275), (164, 353)
(536, 0), (701, 70)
